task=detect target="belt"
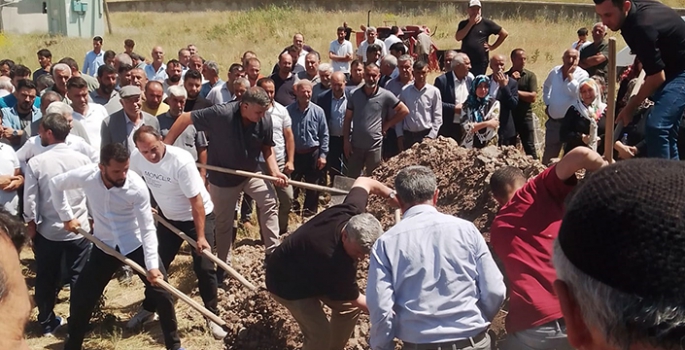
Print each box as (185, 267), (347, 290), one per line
(403, 331), (487, 350)
(295, 146), (318, 154)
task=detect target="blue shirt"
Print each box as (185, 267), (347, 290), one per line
(367, 205), (506, 350)
(200, 79), (224, 99)
(0, 94), (41, 109)
(82, 50), (104, 76)
(286, 101), (329, 158)
(1, 106), (42, 150)
(329, 94), (347, 137)
(145, 63), (167, 82)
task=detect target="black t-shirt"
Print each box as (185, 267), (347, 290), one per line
(457, 18), (502, 68)
(621, 0), (685, 81)
(344, 27), (353, 41)
(191, 101), (274, 187)
(184, 96), (213, 112)
(579, 40), (609, 78)
(266, 187), (368, 301)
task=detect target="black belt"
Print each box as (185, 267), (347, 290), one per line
(403, 331), (487, 350)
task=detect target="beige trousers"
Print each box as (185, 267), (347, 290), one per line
(209, 178), (280, 264)
(271, 294), (361, 350)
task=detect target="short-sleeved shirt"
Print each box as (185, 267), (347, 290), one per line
(271, 73), (299, 106)
(0, 143), (19, 215)
(507, 68), (538, 120)
(329, 39), (354, 73)
(347, 86), (400, 150)
(457, 18), (502, 69)
(579, 40), (609, 77)
(159, 112), (208, 161)
(490, 166), (577, 333)
(190, 101), (274, 187)
(266, 187), (368, 301)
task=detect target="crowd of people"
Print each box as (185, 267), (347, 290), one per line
(1, 0), (685, 349)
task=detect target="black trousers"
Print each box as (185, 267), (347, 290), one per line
(240, 195), (254, 221)
(142, 213), (219, 314)
(514, 115), (538, 159)
(470, 60), (488, 76)
(382, 128), (400, 160)
(64, 245), (181, 350)
(292, 150), (324, 213)
(34, 233), (91, 325)
(403, 129), (431, 149)
(327, 136), (346, 180)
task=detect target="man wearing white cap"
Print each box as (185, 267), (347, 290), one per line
(455, 0), (509, 76)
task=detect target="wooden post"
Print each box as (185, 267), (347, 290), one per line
(103, 0), (112, 34)
(604, 37), (617, 160)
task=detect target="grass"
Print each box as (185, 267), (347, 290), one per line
(10, 6), (624, 349)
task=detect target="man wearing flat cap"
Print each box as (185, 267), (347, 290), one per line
(554, 158), (685, 350)
(100, 85), (160, 153)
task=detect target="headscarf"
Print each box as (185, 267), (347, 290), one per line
(464, 75), (493, 123)
(573, 78), (606, 151)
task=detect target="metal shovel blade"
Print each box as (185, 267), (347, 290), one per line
(330, 175), (356, 205)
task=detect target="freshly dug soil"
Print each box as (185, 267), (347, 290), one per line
(367, 137), (546, 240)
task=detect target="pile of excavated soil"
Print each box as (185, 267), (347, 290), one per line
(367, 137), (546, 239)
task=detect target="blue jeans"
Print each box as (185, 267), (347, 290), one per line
(646, 72), (685, 159)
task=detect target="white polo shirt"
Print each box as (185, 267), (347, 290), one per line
(329, 39), (354, 73)
(130, 145), (213, 222)
(0, 143), (19, 215)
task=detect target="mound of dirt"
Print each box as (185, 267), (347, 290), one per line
(367, 137), (546, 239)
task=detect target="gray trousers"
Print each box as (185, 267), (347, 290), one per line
(542, 118), (564, 165)
(403, 333), (492, 350)
(346, 146), (382, 178)
(259, 161), (293, 234)
(499, 319), (573, 350)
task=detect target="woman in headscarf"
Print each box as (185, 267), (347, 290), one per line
(559, 77), (606, 154)
(457, 75), (500, 149)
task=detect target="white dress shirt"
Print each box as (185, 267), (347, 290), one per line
(543, 65), (589, 120)
(23, 143), (92, 241)
(259, 102), (291, 163)
(367, 205), (506, 350)
(455, 72), (474, 104)
(50, 164), (159, 270)
(398, 83), (443, 138)
(130, 145), (213, 222)
(206, 82), (233, 105)
(72, 103), (108, 150)
(0, 143), (19, 215)
(16, 134), (98, 172)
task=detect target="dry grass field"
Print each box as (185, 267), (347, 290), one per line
(5, 6), (628, 350)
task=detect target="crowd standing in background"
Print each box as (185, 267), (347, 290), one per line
(2, 0), (685, 349)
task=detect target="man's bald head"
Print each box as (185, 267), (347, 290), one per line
(489, 54), (506, 74)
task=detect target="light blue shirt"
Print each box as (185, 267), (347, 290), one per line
(2, 106), (42, 149)
(82, 50), (104, 76)
(286, 101), (329, 157)
(200, 79), (224, 99)
(329, 94), (347, 137)
(367, 205), (506, 350)
(145, 63), (168, 82)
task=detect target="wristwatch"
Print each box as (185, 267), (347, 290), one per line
(388, 190), (397, 199)
(12, 129), (18, 137)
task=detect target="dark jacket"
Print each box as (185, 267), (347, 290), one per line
(488, 74), (519, 140)
(435, 71), (471, 141)
(100, 110), (160, 150)
(559, 105), (607, 154)
(317, 89), (349, 130)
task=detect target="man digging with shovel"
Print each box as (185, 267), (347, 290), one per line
(265, 176), (398, 350)
(126, 125), (227, 340)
